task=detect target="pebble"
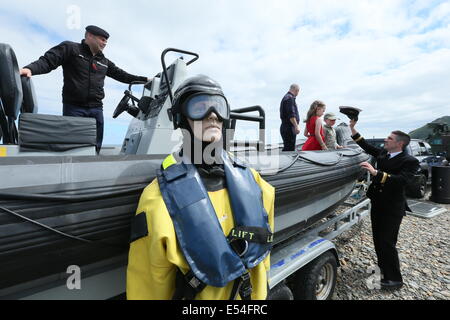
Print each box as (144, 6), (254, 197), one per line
(332, 190), (449, 300)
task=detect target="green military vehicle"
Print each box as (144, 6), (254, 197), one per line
(426, 122), (450, 161)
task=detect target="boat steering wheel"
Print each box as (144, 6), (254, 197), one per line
(113, 94), (131, 119)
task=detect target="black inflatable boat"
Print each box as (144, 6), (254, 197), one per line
(0, 44), (368, 297)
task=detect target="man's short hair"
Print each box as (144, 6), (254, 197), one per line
(290, 84), (300, 91)
(392, 130), (411, 149)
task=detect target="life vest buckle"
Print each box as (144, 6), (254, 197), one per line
(185, 270), (206, 293)
(239, 272), (252, 300)
(229, 238), (249, 257)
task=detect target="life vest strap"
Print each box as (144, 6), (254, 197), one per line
(172, 269), (207, 300)
(229, 272), (252, 300)
(228, 226), (274, 244)
(173, 268), (254, 300)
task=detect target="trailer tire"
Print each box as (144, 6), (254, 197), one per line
(292, 251), (337, 300)
(267, 282), (294, 300)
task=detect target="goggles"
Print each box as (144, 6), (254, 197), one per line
(182, 93), (230, 121)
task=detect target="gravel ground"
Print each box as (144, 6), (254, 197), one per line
(332, 189), (450, 300)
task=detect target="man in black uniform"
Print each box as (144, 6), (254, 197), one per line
(350, 119), (419, 290)
(279, 84), (300, 151)
(20, 25), (149, 153)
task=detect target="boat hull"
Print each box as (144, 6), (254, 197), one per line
(0, 148), (368, 293)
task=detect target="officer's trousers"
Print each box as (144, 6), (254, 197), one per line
(370, 210), (404, 282)
(280, 124), (296, 152)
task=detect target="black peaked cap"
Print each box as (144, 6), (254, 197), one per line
(85, 25), (110, 39)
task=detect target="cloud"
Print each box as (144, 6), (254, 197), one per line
(1, 0), (449, 145)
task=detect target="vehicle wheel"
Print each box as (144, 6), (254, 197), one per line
(267, 282), (294, 300)
(291, 251), (337, 300)
(407, 174), (427, 198)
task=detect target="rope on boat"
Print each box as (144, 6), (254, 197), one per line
(0, 184), (148, 202)
(264, 151), (346, 175)
(0, 205), (129, 250)
(259, 147), (365, 176)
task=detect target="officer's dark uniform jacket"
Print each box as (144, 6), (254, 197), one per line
(280, 92), (299, 151)
(280, 92), (299, 126)
(352, 133), (419, 216)
(25, 40), (147, 107)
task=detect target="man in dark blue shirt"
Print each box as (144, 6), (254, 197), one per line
(280, 84), (300, 151)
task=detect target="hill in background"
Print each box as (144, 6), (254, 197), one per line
(409, 116), (450, 140)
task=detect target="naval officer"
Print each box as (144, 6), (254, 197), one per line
(350, 119), (419, 290)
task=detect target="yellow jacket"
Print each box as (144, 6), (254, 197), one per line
(126, 168), (275, 300)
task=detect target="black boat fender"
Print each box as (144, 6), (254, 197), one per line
(20, 76), (38, 114)
(0, 43), (23, 119)
(0, 43), (23, 144)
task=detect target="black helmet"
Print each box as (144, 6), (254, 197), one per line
(171, 75), (230, 129)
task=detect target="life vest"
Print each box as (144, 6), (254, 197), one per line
(157, 150), (273, 290)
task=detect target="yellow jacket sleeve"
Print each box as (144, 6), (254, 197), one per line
(250, 169), (276, 289)
(126, 180), (178, 300)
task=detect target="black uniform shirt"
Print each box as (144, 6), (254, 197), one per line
(25, 40), (147, 107)
(280, 92), (299, 126)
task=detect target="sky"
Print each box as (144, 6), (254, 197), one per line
(1, 0), (449, 145)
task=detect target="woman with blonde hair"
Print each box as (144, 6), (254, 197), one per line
(302, 100), (327, 151)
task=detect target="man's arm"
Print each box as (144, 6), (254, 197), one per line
(284, 97), (300, 134)
(361, 158), (419, 187)
(323, 128), (331, 148)
(349, 120), (382, 157)
(107, 60), (148, 84)
(22, 41), (73, 76)
(290, 117), (300, 135)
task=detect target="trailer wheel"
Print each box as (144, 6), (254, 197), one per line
(292, 251), (337, 300)
(267, 282), (294, 300)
